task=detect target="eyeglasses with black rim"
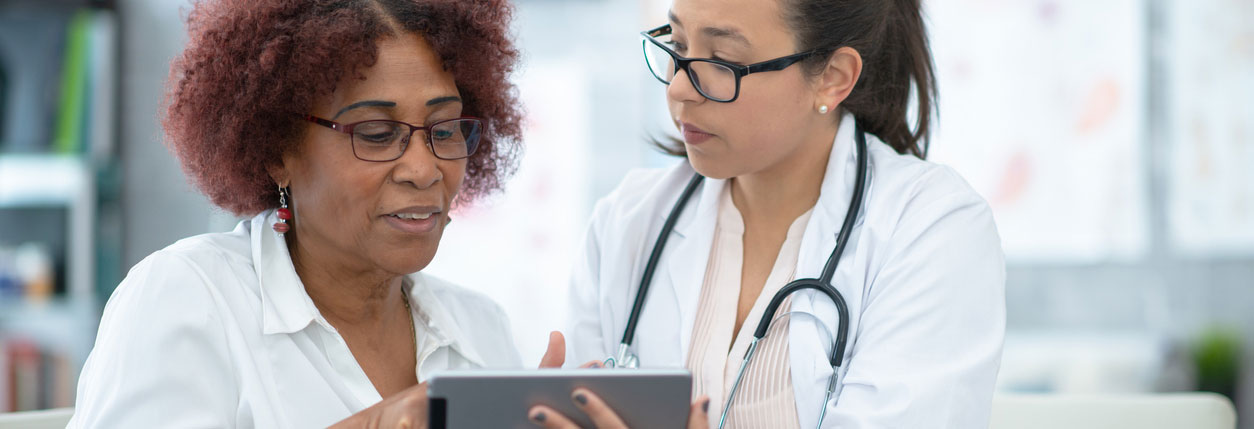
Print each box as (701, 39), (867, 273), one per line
(640, 24), (819, 103)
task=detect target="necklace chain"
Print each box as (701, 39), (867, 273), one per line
(400, 288), (418, 372)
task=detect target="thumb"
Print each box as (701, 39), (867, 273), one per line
(538, 331), (566, 368)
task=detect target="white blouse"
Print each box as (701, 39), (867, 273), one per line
(68, 210), (521, 428)
(686, 186), (809, 428)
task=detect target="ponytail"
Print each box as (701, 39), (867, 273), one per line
(785, 0), (937, 158)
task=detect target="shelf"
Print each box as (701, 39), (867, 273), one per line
(0, 154), (95, 304)
(0, 155), (91, 208)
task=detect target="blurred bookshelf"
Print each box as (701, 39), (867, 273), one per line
(0, 0), (119, 412)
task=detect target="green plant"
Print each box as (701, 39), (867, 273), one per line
(1192, 326), (1242, 399)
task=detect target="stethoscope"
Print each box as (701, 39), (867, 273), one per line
(603, 123), (869, 428)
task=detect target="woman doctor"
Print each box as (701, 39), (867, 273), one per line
(535, 0), (1006, 427)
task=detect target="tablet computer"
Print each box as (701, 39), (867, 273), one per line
(427, 368), (692, 429)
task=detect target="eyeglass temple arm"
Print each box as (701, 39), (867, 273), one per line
(303, 115), (346, 133)
(745, 51), (817, 74)
(644, 24), (670, 38)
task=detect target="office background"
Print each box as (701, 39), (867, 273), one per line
(0, 0), (1250, 425)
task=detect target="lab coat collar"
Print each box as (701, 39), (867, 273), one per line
(663, 172), (723, 356)
(789, 112), (875, 428)
(791, 111), (869, 344)
(791, 112), (873, 296)
(811, 112), (865, 239)
(668, 172), (725, 238)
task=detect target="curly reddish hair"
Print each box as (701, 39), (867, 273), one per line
(163, 0), (523, 215)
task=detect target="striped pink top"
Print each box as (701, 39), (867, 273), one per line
(686, 185), (812, 428)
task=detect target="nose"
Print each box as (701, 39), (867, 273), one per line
(666, 67), (705, 104)
(389, 133), (443, 189)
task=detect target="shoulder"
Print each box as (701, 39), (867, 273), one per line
(865, 140), (994, 229)
(72, 227), (256, 428)
(101, 222), (260, 338)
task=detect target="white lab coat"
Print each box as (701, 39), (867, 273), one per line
(568, 113), (1006, 428)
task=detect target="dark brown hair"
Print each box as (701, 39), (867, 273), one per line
(163, 0), (523, 216)
(654, 0), (936, 159)
(787, 0), (936, 158)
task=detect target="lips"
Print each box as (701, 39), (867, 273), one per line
(680, 122), (714, 145)
(383, 205), (442, 234)
(388, 212), (433, 220)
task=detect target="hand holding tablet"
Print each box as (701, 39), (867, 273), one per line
(427, 369), (703, 428)
(526, 382), (711, 429)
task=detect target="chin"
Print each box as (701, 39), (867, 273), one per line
(388, 256), (436, 275)
(687, 152), (739, 180)
(377, 242), (440, 275)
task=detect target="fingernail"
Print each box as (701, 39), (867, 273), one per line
(532, 411), (546, 422)
(703, 399), (710, 413)
(591, 361), (602, 368)
(574, 393), (588, 406)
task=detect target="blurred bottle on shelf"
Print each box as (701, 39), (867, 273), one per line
(14, 243), (53, 302)
(0, 243), (54, 303)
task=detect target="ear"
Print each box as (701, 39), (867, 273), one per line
(814, 47), (863, 112)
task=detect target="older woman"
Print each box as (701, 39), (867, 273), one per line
(67, 0), (543, 427)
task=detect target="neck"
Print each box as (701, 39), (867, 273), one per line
(286, 231), (404, 327)
(730, 120), (840, 227)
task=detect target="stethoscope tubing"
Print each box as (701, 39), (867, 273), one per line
(610, 123), (871, 428)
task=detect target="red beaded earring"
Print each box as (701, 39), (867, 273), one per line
(274, 186), (292, 234)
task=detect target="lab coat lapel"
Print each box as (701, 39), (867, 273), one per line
(657, 174), (724, 362)
(789, 113), (873, 428)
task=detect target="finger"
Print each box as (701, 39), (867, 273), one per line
(409, 382), (429, 398)
(528, 405), (579, 429)
(687, 395), (711, 429)
(393, 383), (430, 428)
(538, 331), (566, 368)
(403, 382), (429, 409)
(579, 360), (604, 369)
(571, 389), (627, 429)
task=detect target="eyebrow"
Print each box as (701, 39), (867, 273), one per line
(332, 100), (396, 119)
(331, 96), (462, 120)
(703, 27), (750, 47)
(426, 96), (462, 107)
(667, 10), (750, 47)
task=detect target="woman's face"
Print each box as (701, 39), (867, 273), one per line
(666, 0), (827, 179)
(281, 33), (465, 277)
